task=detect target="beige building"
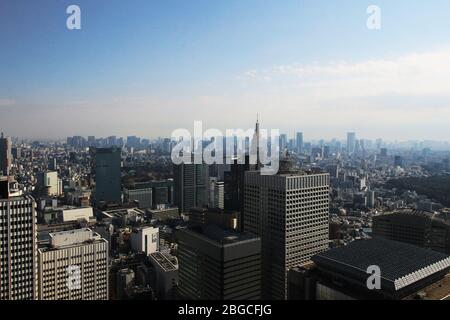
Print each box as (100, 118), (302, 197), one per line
(37, 228), (108, 300)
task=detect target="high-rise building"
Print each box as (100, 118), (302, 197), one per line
(279, 134), (288, 153)
(94, 148), (122, 205)
(244, 157), (330, 300)
(296, 132), (303, 154)
(347, 132), (356, 155)
(0, 133), (12, 176)
(367, 190), (376, 209)
(0, 177), (37, 300)
(394, 155), (404, 167)
(224, 155), (253, 230)
(37, 228), (109, 300)
(177, 225), (261, 300)
(209, 178), (224, 209)
(11, 147), (21, 160)
(174, 160), (209, 213)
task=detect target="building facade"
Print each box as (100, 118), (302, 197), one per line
(94, 148), (122, 205)
(174, 162), (209, 213)
(0, 183), (37, 300)
(244, 165), (330, 300)
(37, 228), (109, 300)
(177, 225), (261, 300)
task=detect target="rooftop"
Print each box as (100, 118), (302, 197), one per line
(149, 252), (177, 272)
(187, 225), (259, 245)
(312, 238), (450, 292)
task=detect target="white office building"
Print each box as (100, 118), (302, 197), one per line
(130, 226), (159, 255)
(37, 228), (109, 300)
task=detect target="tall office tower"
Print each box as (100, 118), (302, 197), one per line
(0, 133), (12, 176)
(296, 132), (303, 154)
(11, 147), (21, 160)
(224, 155), (254, 230)
(394, 155), (404, 167)
(367, 190), (376, 209)
(347, 132), (356, 155)
(126, 136), (141, 149)
(0, 177), (37, 300)
(37, 228), (109, 300)
(106, 136), (117, 147)
(177, 225), (261, 300)
(94, 148), (122, 205)
(173, 161), (209, 213)
(48, 157), (57, 171)
(279, 134), (288, 153)
(87, 136), (96, 147)
(244, 157), (330, 300)
(209, 178), (224, 209)
(37, 171), (62, 196)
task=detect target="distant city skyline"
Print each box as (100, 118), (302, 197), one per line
(2, 1), (450, 140)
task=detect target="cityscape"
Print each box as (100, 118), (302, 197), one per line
(2, 0), (450, 312)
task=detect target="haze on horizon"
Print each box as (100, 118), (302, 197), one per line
(1, 0), (450, 141)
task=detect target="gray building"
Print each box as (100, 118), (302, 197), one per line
(94, 148), (122, 205)
(149, 252), (178, 300)
(177, 225), (261, 300)
(347, 132), (356, 155)
(296, 132), (303, 154)
(289, 239), (450, 300)
(244, 158), (330, 300)
(0, 178), (37, 300)
(37, 228), (109, 300)
(373, 209), (450, 254)
(174, 161), (209, 213)
(125, 187), (153, 209)
(0, 133), (12, 176)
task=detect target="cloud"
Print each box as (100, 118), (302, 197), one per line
(239, 47), (450, 99)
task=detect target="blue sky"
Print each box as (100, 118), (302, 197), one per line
(1, 0), (450, 140)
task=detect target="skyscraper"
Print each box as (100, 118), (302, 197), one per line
(347, 132), (356, 155)
(177, 225), (261, 300)
(0, 177), (37, 300)
(279, 134), (288, 153)
(0, 133), (12, 176)
(296, 132), (303, 154)
(173, 160), (209, 213)
(244, 157), (330, 300)
(94, 148), (122, 205)
(209, 177), (224, 209)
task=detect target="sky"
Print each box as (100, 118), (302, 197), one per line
(1, 0), (450, 141)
